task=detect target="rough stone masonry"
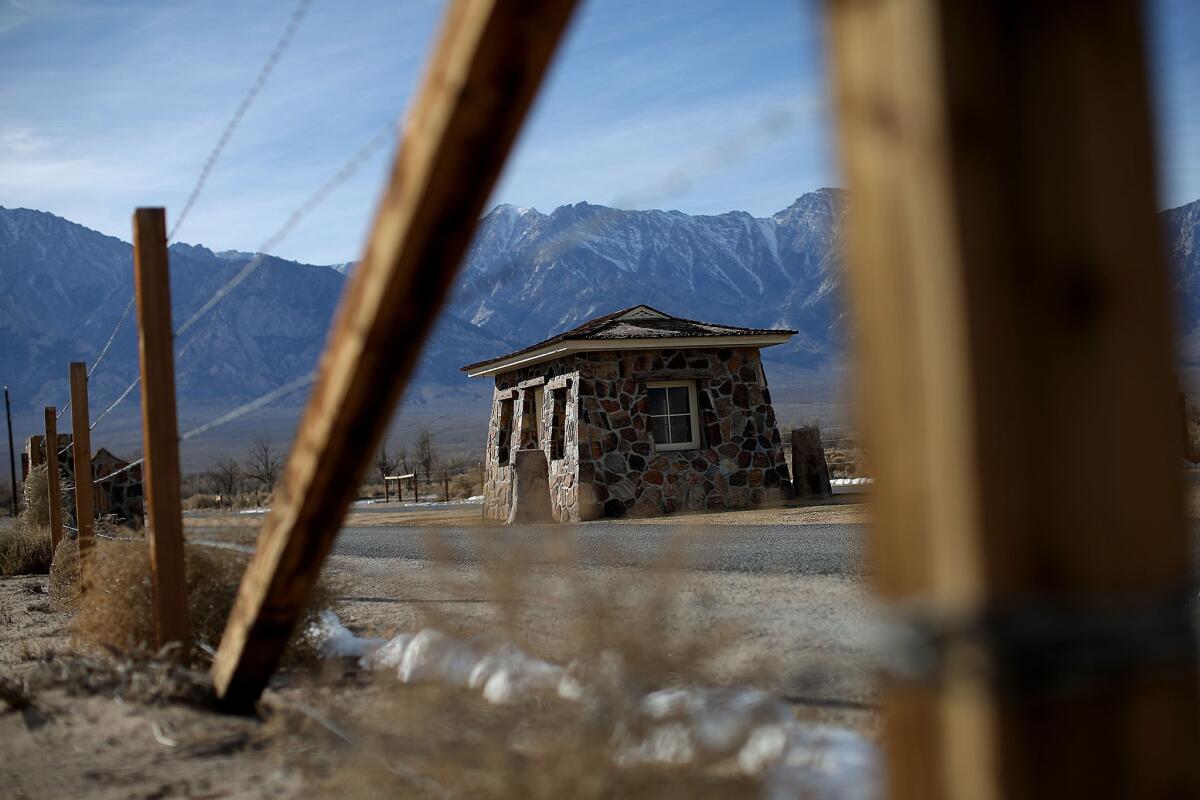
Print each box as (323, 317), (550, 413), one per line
(465, 306), (797, 522)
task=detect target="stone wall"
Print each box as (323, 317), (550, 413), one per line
(574, 347), (791, 518)
(481, 356), (581, 522)
(480, 346), (791, 521)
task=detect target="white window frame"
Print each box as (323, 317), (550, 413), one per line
(645, 380), (701, 451)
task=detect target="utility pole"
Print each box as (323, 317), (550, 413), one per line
(4, 387), (16, 517)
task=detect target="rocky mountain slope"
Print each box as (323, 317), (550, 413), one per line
(2, 191), (1198, 419)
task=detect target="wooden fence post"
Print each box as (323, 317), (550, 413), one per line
(69, 362), (94, 577)
(44, 407), (63, 553)
(442, 469), (449, 503)
(4, 387), (16, 517)
(210, 0), (579, 709)
(827, 0), (1200, 797)
(790, 427), (832, 499)
(133, 207), (191, 656)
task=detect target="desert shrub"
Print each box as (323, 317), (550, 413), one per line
(20, 462), (73, 530)
(0, 519), (53, 576)
(56, 538), (335, 665)
(0, 465), (61, 575)
(182, 493), (220, 511)
(49, 535), (80, 609)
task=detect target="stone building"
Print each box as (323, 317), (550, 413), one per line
(22, 436), (144, 525)
(462, 305), (796, 521)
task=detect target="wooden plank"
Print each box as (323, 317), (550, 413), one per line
(133, 208), (191, 657)
(43, 408), (63, 553)
(68, 362), (94, 577)
(827, 0), (1200, 797)
(212, 0), (579, 709)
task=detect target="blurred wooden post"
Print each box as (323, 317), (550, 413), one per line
(28, 436), (44, 469)
(442, 469), (449, 502)
(827, 0), (1200, 797)
(133, 207), (191, 656)
(4, 387), (16, 517)
(212, 0), (579, 710)
(790, 427), (833, 499)
(43, 408), (63, 553)
(69, 363), (94, 575)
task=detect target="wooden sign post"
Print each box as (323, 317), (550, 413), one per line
(827, 0), (1200, 796)
(133, 207), (191, 656)
(68, 362), (94, 577)
(211, 0), (579, 709)
(43, 407), (63, 553)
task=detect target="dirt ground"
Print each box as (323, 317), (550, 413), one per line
(1, 497), (881, 798)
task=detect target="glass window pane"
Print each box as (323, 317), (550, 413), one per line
(650, 415), (669, 444)
(667, 386), (690, 414)
(648, 387), (668, 416)
(669, 414), (691, 444)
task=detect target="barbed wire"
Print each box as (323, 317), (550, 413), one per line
(450, 98), (813, 314)
(92, 371), (315, 486)
(179, 371), (316, 443)
(92, 458), (143, 486)
(168, 0), (314, 242)
(86, 120), (396, 439)
(56, 0), (315, 419)
(175, 119), (395, 338)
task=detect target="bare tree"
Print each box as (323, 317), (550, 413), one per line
(416, 426), (437, 492)
(375, 436), (400, 500)
(245, 436), (283, 498)
(209, 459), (242, 509)
(395, 438), (409, 474)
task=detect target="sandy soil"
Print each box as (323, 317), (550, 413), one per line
(2, 498), (880, 799)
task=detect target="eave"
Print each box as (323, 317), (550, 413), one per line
(463, 332), (794, 378)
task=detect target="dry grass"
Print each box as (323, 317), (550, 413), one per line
(308, 527), (779, 798)
(182, 493), (220, 511)
(48, 535), (80, 610)
(0, 520), (53, 576)
(0, 465), (64, 576)
(51, 535), (336, 665)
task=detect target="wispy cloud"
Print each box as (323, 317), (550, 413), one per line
(1, 0), (1197, 264)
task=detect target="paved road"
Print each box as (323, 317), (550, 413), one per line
(332, 521), (869, 576)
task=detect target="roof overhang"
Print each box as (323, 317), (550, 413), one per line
(464, 332), (794, 378)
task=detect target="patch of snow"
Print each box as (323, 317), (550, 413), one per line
(314, 612), (880, 798)
(309, 610), (387, 659)
(830, 477), (872, 495)
(397, 629), (490, 686)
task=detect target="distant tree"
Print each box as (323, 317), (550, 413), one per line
(416, 426), (438, 491)
(245, 436), (283, 497)
(209, 459), (242, 509)
(395, 438), (410, 474)
(374, 436), (400, 500)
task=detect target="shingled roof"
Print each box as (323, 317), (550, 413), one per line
(462, 305), (796, 376)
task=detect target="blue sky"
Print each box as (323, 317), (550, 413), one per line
(0, 0), (1196, 265)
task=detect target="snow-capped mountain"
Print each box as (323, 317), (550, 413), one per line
(3, 190), (1198, 419)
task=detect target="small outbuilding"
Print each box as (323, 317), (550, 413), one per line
(462, 305), (797, 521)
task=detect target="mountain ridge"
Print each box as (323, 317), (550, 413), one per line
(2, 192), (1198, 420)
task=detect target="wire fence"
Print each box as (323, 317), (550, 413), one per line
(55, 0), (315, 421)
